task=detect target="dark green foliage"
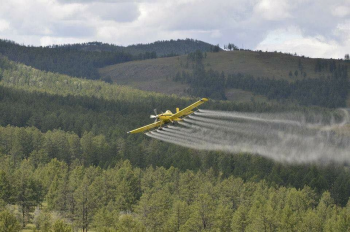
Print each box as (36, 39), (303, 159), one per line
(226, 43), (238, 51)
(178, 67), (226, 100)
(174, 50), (227, 100)
(125, 39), (213, 56)
(0, 210), (21, 232)
(0, 39), (213, 80)
(314, 59), (339, 73)
(14, 161), (45, 227)
(0, 39), (135, 80)
(1, 157), (350, 231)
(0, 171), (12, 204)
(187, 50), (204, 63)
(0, 39), (166, 80)
(210, 44), (221, 52)
(294, 70), (298, 76)
(52, 220), (73, 232)
(226, 65), (349, 108)
(66, 39), (213, 56)
(345, 54), (349, 61)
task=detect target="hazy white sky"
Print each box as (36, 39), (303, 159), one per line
(0, 0), (349, 58)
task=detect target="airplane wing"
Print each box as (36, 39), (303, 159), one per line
(127, 121), (163, 134)
(170, 98), (208, 120)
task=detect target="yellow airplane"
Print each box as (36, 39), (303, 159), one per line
(127, 98), (208, 134)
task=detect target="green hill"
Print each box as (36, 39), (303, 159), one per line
(0, 39), (216, 81)
(100, 50), (350, 107)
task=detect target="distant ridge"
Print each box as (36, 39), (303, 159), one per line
(0, 38), (217, 79)
(59, 38), (217, 56)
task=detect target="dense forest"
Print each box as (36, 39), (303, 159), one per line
(1, 156), (350, 231)
(0, 39), (214, 81)
(225, 67), (348, 108)
(0, 42), (350, 230)
(173, 50), (227, 100)
(0, 39), (156, 80)
(173, 51), (349, 107)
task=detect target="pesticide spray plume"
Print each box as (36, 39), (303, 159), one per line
(146, 130), (209, 150)
(156, 129), (203, 145)
(149, 108), (350, 164)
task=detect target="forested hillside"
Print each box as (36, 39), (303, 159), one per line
(1, 157), (350, 231)
(1, 55), (350, 230)
(0, 39), (214, 81)
(0, 39), (153, 80)
(100, 50), (350, 107)
(173, 51), (349, 107)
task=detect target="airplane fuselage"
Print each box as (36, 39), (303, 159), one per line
(158, 110), (175, 123)
(157, 109), (192, 124)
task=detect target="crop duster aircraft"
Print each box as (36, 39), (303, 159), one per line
(127, 98), (208, 134)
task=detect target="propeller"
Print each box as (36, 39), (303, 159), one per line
(150, 109), (159, 122)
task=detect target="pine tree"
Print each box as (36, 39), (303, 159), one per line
(0, 210), (21, 232)
(231, 205), (249, 232)
(52, 220), (73, 232)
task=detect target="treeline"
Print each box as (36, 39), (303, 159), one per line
(173, 69), (226, 100)
(0, 39), (158, 80)
(60, 39), (214, 57)
(226, 66), (349, 107)
(174, 50), (227, 100)
(0, 38), (214, 81)
(1, 157), (350, 231)
(173, 51), (349, 107)
(315, 58), (339, 73)
(126, 39), (214, 56)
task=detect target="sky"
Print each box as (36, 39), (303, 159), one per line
(0, 0), (349, 58)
